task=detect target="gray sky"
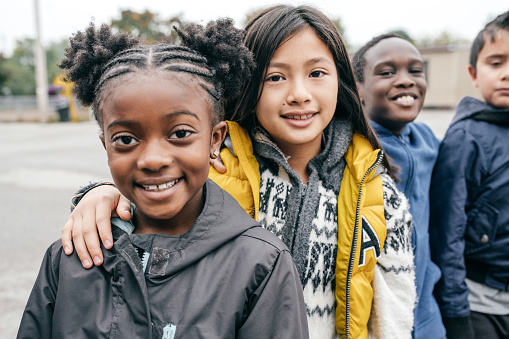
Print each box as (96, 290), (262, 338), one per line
(1, 0), (508, 56)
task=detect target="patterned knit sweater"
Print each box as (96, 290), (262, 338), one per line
(252, 118), (415, 339)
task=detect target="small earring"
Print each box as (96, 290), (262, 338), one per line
(213, 150), (219, 157)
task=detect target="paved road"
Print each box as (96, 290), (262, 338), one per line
(1, 110), (454, 338)
(0, 121), (111, 338)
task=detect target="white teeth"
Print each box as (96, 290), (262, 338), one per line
(142, 179), (179, 191)
(396, 95), (415, 104)
(286, 113), (314, 120)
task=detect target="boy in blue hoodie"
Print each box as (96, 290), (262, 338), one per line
(429, 11), (509, 339)
(353, 34), (445, 339)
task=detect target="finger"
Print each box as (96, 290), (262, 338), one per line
(116, 194), (132, 221)
(96, 204), (114, 250)
(211, 156), (226, 174)
(62, 216), (75, 255)
(71, 213), (93, 269)
(82, 207), (104, 266)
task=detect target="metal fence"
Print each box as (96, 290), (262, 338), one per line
(0, 96), (39, 111)
(0, 95), (75, 111)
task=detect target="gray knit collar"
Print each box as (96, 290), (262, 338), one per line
(252, 117), (353, 181)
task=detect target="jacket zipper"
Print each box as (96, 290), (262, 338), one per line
(345, 150), (384, 339)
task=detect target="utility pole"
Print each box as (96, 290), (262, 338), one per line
(34, 0), (48, 122)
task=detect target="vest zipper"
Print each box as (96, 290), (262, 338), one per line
(345, 150), (384, 338)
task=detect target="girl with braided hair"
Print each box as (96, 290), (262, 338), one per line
(17, 19), (308, 339)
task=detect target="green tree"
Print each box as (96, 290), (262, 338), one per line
(2, 37), (69, 95)
(416, 30), (469, 47)
(110, 9), (186, 44)
(4, 38), (36, 95)
(46, 39), (69, 83)
(388, 29), (414, 44)
(0, 53), (12, 92)
(111, 9), (159, 41)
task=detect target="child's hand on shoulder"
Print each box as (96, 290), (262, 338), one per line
(62, 185), (131, 268)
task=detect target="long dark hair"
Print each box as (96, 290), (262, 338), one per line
(225, 5), (394, 175)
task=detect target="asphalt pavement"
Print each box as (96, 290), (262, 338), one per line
(0, 121), (111, 338)
(0, 109), (454, 338)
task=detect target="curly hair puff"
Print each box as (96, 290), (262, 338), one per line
(58, 23), (140, 108)
(176, 18), (255, 101)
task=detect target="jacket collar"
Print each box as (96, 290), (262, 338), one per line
(104, 179), (259, 279)
(451, 96), (509, 127)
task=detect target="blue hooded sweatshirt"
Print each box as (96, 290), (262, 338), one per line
(371, 120), (445, 339)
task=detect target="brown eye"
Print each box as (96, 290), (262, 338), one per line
(267, 75), (284, 82)
(120, 136), (133, 144)
(310, 71), (324, 78)
(170, 130), (192, 139)
(113, 135), (137, 146)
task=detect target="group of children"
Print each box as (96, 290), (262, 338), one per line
(17, 5), (509, 339)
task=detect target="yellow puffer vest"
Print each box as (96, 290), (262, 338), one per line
(208, 121), (387, 338)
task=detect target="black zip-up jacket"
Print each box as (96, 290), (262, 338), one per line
(17, 180), (308, 338)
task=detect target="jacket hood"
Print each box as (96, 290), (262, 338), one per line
(103, 179), (259, 279)
(450, 96), (509, 127)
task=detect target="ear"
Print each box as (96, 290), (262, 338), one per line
(210, 121), (227, 158)
(468, 64), (479, 88)
(99, 134), (106, 150)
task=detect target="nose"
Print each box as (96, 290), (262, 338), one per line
(137, 139), (172, 172)
(394, 71), (416, 88)
(501, 63), (509, 81)
(286, 78), (312, 104)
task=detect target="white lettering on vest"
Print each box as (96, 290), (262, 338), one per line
(358, 215), (381, 267)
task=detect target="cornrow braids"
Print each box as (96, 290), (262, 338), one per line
(352, 33), (407, 83)
(59, 19), (255, 128)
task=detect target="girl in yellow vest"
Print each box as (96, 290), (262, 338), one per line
(62, 5), (416, 338)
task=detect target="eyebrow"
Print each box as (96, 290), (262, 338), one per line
(106, 110), (200, 131)
(163, 110), (200, 121)
(373, 58), (424, 68)
(485, 54), (507, 59)
(269, 57), (334, 69)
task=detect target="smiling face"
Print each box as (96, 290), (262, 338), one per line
(100, 74), (226, 235)
(254, 27), (338, 159)
(469, 29), (509, 108)
(358, 37), (427, 135)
